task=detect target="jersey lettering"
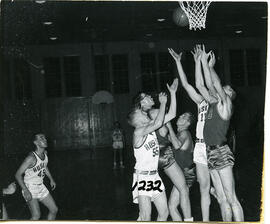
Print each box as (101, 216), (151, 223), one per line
(144, 139), (157, 151)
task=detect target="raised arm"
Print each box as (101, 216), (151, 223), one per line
(194, 44), (217, 104)
(208, 51), (227, 103)
(166, 122), (182, 150)
(135, 93), (167, 137)
(164, 78), (178, 123)
(168, 48), (203, 104)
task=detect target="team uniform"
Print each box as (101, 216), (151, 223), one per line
(112, 129), (124, 149)
(23, 151), (49, 201)
(193, 100), (209, 165)
(203, 103), (235, 170)
(174, 131), (196, 187)
(132, 132), (165, 204)
(155, 131), (175, 170)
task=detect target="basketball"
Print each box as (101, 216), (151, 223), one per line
(173, 7), (189, 27)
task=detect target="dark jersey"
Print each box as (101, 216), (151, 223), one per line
(203, 103), (230, 145)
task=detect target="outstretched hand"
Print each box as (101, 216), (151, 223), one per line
(201, 44), (211, 62)
(208, 51), (216, 68)
(191, 44), (202, 62)
(167, 78), (179, 93)
(168, 48), (182, 62)
(158, 92), (168, 105)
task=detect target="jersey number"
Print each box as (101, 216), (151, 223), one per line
(37, 169), (45, 178)
(152, 147), (159, 157)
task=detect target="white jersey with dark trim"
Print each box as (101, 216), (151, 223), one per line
(134, 132), (159, 171)
(196, 100), (209, 139)
(24, 151), (48, 185)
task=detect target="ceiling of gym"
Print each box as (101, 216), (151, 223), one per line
(1, 1), (268, 46)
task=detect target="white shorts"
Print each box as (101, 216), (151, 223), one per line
(23, 183), (49, 201)
(113, 141), (123, 149)
(193, 142), (208, 166)
(132, 172), (165, 204)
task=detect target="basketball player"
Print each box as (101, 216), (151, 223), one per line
(127, 80), (177, 221)
(167, 112), (196, 220)
(15, 134), (58, 220)
(112, 121), (125, 169)
(169, 46), (230, 221)
(199, 46), (244, 221)
(148, 109), (192, 221)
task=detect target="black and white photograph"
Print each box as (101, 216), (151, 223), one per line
(0, 0), (267, 222)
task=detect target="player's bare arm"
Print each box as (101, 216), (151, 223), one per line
(196, 44), (217, 104)
(164, 78), (178, 123)
(15, 154), (36, 201)
(45, 167), (56, 190)
(166, 122), (182, 150)
(208, 51), (227, 103)
(168, 48), (203, 104)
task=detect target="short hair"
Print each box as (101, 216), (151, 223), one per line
(132, 92), (145, 109)
(179, 112), (195, 125)
(33, 133), (45, 142)
(185, 112), (195, 124)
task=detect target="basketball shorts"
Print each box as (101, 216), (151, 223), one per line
(193, 142), (208, 166)
(23, 183), (49, 201)
(206, 144), (235, 170)
(112, 141), (123, 149)
(158, 146), (175, 170)
(183, 167), (196, 188)
(132, 172), (165, 204)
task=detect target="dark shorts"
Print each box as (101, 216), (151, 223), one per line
(206, 144), (235, 170)
(158, 146), (175, 170)
(183, 167), (196, 188)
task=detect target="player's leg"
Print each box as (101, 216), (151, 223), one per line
(113, 147), (117, 169)
(153, 191), (169, 221)
(164, 163), (192, 220)
(137, 195), (152, 221)
(40, 193), (58, 220)
(2, 203), (8, 220)
(196, 162), (211, 221)
(119, 147), (124, 168)
(218, 166), (244, 221)
(27, 199), (41, 220)
(210, 169), (232, 221)
(168, 186), (182, 221)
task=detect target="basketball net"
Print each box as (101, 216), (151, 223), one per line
(179, 1), (211, 31)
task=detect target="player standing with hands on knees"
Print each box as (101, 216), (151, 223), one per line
(15, 134), (58, 220)
(127, 79), (178, 221)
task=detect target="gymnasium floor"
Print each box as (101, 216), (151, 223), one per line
(3, 138), (263, 221)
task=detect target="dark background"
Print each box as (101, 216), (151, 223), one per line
(0, 0), (266, 221)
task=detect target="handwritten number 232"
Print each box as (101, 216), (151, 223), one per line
(132, 180), (162, 192)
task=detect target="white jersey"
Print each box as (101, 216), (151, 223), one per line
(196, 100), (209, 139)
(24, 151), (48, 185)
(134, 132), (159, 171)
